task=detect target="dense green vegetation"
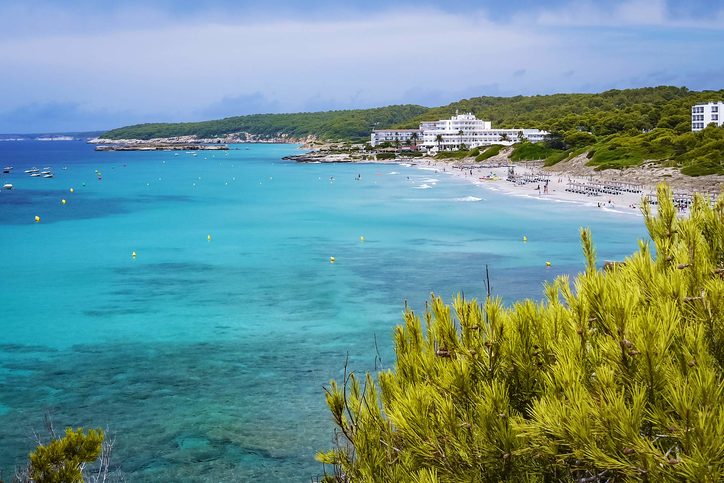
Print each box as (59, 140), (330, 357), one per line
(409, 86), (724, 174)
(475, 144), (503, 161)
(319, 185), (724, 482)
(103, 86), (724, 175)
(17, 427), (104, 482)
(102, 105), (428, 142)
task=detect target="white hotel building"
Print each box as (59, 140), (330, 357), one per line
(691, 102), (724, 131)
(370, 112), (548, 152)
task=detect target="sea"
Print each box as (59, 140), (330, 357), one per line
(0, 141), (645, 481)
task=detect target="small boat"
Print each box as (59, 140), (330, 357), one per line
(3, 166), (12, 173)
(30, 173), (41, 177)
(2, 183), (12, 190)
(25, 167), (39, 174)
(40, 170), (52, 175)
(43, 173), (54, 178)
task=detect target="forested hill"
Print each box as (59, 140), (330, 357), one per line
(100, 105), (429, 141)
(406, 86), (723, 135)
(103, 86), (722, 143)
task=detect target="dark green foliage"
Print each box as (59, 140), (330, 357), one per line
(102, 105), (429, 142)
(435, 150), (474, 160)
(28, 428), (104, 483)
(320, 185), (724, 482)
(376, 152), (396, 160)
(475, 145), (503, 162)
(510, 141), (560, 161)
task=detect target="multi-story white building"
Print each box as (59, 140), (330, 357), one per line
(419, 112), (548, 152)
(370, 112), (548, 151)
(370, 129), (421, 147)
(692, 102), (724, 131)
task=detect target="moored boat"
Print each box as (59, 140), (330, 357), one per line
(2, 183), (12, 190)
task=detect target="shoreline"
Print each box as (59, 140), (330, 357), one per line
(287, 152), (656, 217)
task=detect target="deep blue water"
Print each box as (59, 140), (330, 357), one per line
(0, 142), (646, 481)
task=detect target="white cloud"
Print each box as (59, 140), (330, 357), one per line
(533, 0), (724, 28)
(0, 2), (721, 131)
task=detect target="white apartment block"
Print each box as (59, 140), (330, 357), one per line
(692, 102), (724, 131)
(370, 129), (421, 146)
(370, 112), (548, 151)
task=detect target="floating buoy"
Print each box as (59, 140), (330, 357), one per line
(360, 235), (365, 242)
(330, 256), (336, 263)
(61, 199), (66, 205)
(82, 183), (86, 187)
(545, 261), (551, 267)
(132, 251), (137, 258)
(34, 215), (40, 223)
(523, 235), (527, 242)
(207, 234), (212, 241)
(69, 188), (74, 193)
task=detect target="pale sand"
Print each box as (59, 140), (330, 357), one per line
(371, 158), (651, 217)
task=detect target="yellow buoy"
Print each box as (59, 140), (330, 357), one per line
(34, 215), (40, 223)
(207, 234), (212, 241)
(360, 235), (365, 242)
(545, 261), (551, 267)
(132, 251), (137, 258)
(330, 256), (336, 263)
(523, 235), (527, 242)
(69, 188), (74, 193)
(61, 199), (66, 205)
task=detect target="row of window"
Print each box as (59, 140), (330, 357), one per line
(692, 115), (706, 121)
(692, 105), (721, 113)
(693, 123), (706, 129)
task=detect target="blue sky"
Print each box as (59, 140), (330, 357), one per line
(0, 0), (722, 133)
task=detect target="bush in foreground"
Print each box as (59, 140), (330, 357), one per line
(318, 184), (724, 482)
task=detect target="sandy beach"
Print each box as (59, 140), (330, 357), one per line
(289, 147), (723, 217)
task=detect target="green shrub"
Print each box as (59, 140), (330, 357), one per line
(475, 144), (504, 162)
(375, 152), (396, 160)
(319, 185), (724, 482)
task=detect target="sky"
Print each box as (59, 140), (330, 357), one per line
(0, 0), (722, 133)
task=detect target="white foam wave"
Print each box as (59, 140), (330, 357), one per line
(455, 196), (482, 202)
(413, 184), (432, 189)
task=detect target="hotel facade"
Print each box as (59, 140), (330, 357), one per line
(691, 102), (724, 132)
(370, 112), (548, 151)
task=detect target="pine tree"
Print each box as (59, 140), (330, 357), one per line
(318, 184), (724, 482)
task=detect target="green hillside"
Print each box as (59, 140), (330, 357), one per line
(102, 86), (724, 175)
(408, 86), (723, 175)
(101, 105), (429, 141)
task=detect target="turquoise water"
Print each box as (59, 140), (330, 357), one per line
(0, 142), (645, 480)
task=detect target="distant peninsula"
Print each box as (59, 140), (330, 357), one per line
(99, 86), (724, 176)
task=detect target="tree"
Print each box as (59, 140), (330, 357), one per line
(500, 132), (510, 142)
(435, 134), (444, 152)
(27, 428), (104, 483)
(410, 132), (419, 149)
(318, 184), (724, 482)
(458, 129), (464, 149)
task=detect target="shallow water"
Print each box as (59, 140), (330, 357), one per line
(0, 142), (645, 481)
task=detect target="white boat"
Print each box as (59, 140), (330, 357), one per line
(2, 166), (12, 173)
(25, 167), (39, 174)
(2, 183), (12, 190)
(43, 173), (54, 178)
(30, 173), (41, 177)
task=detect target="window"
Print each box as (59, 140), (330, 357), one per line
(713, 115), (719, 121)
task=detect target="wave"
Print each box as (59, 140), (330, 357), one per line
(388, 171), (399, 175)
(413, 184), (432, 189)
(454, 196), (483, 202)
